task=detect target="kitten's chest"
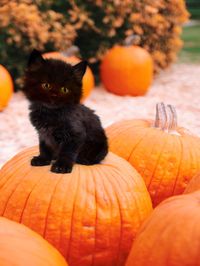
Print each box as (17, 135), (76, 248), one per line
(39, 127), (54, 139)
(30, 108), (61, 149)
(39, 127), (58, 150)
(30, 108), (60, 129)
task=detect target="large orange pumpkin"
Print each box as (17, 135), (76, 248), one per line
(126, 191), (200, 266)
(100, 44), (153, 96)
(184, 171), (200, 194)
(0, 64), (13, 111)
(43, 52), (95, 101)
(0, 146), (152, 266)
(106, 103), (200, 206)
(0, 217), (67, 266)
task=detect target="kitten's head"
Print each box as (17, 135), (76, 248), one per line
(22, 49), (87, 106)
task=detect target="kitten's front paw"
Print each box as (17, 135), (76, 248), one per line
(51, 162), (73, 174)
(31, 156), (51, 166)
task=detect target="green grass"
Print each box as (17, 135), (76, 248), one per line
(178, 22), (200, 63)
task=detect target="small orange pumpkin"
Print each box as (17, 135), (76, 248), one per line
(106, 103), (200, 206)
(184, 172), (200, 194)
(100, 41), (153, 96)
(0, 217), (67, 266)
(0, 146), (152, 266)
(126, 191), (200, 266)
(0, 65), (13, 111)
(43, 51), (95, 101)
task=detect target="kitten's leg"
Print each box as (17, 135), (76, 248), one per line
(31, 140), (52, 166)
(77, 140), (108, 165)
(51, 140), (82, 174)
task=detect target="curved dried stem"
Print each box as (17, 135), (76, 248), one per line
(167, 104), (178, 130)
(154, 102), (178, 134)
(154, 102), (167, 130)
(61, 45), (80, 57)
(124, 34), (141, 46)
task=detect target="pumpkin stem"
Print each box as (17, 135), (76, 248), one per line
(154, 103), (180, 135)
(61, 45), (80, 57)
(167, 105), (178, 130)
(154, 102), (167, 130)
(124, 35), (141, 46)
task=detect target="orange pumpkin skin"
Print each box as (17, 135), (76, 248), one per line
(184, 172), (200, 194)
(0, 217), (67, 266)
(106, 119), (200, 207)
(0, 146), (152, 266)
(43, 52), (95, 101)
(0, 65), (13, 111)
(126, 192), (200, 266)
(100, 45), (153, 96)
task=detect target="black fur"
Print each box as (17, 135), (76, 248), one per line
(22, 49), (108, 173)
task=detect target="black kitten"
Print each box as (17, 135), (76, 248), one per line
(22, 49), (108, 173)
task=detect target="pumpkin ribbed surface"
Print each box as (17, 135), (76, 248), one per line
(184, 172), (200, 194)
(126, 191), (200, 266)
(0, 65), (13, 111)
(106, 104), (200, 206)
(0, 146), (152, 266)
(0, 217), (67, 266)
(43, 52), (94, 101)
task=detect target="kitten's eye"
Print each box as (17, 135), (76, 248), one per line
(60, 87), (69, 94)
(42, 83), (51, 90)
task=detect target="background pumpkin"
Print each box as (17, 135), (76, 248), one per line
(106, 103), (200, 207)
(100, 41), (153, 96)
(43, 51), (95, 101)
(0, 217), (67, 266)
(0, 146), (152, 266)
(0, 64), (13, 111)
(184, 171), (200, 194)
(126, 191), (200, 266)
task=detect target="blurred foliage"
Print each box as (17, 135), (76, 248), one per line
(186, 0), (200, 19)
(0, 0), (76, 87)
(0, 0), (189, 89)
(179, 22), (200, 63)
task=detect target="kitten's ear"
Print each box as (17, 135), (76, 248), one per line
(73, 60), (87, 81)
(28, 49), (45, 70)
